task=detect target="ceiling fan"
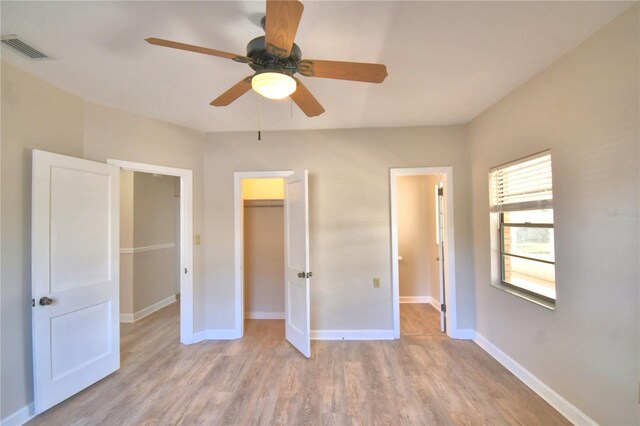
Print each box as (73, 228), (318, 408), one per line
(145, 0), (388, 117)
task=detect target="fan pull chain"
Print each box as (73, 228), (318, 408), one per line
(257, 95), (262, 141)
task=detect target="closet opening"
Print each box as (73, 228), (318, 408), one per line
(232, 171), (294, 338)
(242, 178), (286, 325)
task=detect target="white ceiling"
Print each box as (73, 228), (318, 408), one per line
(1, 1), (633, 133)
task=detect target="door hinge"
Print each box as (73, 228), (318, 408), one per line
(438, 187), (444, 196)
(32, 299), (35, 307)
(441, 303), (446, 312)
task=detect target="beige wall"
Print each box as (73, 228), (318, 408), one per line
(243, 201), (285, 316)
(0, 62), (205, 420)
(1, 61), (85, 420)
(468, 6), (639, 425)
(120, 171), (179, 315)
(204, 126), (473, 331)
(398, 175), (439, 299)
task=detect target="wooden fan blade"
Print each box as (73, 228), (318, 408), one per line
(146, 38), (252, 63)
(290, 78), (324, 117)
(297, 59), (388, 83)
(265, 0), (304, 58)
(210, 76), (254, 106)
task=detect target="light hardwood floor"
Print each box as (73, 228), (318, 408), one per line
(400, 303), (442, 336)
(28, 302), (569, 425)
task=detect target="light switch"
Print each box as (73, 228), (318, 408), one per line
(194, 235), (201, 245)
(373, 278), (381, 288)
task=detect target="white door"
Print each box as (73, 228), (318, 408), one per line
(284, 170), (311, 358)
(32, 150), (120, 414)
(435, 181), (446, 332)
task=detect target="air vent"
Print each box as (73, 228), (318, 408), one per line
(1, 35), (48, 59)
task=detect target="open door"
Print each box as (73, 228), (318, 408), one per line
(435, 180), (446, 332)
(283, 170), (311, 358)
(32, 150), (120, 413)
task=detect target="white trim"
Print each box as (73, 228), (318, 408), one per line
(120, 242), (175, 254)
(399, 296), (431, 304)
(429, 298), (441, 311)
(234, 171), (294, 339)
(310, 330), (395, 340)
(119, 295), (176, 323)
(474, 333), (597, 426)
(191, 329), (242, 342)
(244, 311), (285, 319)
(107, 159), (194, 345)
(456, 329), (476, 340)
(1, 403), (35, 426)
(119, 313), (134, 323)
(390, 167), (458, 339)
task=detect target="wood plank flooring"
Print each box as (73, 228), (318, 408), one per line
(400, 303), (442, 336)
(28, 302), (569, 425)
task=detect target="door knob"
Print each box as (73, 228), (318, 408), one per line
(39, 297), (54, 306)
(298, 272), (305, 278)
(436, 257), (440, 261)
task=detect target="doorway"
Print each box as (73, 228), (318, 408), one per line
(390, 167), (458, 339)
(117, 170), (181, 328)
(107, 159), (195, 344)
(243, 179), (286, 322)
(233, 170), (311, 358)
(396, 174), (442, 336)
(233, 171), (293, 336)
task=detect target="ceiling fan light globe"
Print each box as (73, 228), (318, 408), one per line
(251, 72), (297, 99)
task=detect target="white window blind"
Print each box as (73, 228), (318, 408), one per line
(490, 151), (553, 212)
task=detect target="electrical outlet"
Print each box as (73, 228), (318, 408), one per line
(373, 278), (380, 288)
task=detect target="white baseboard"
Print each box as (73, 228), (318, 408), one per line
(455, 329), (476, 340)
(399, 296), (442, 313)
(399, 296), (431, 304)
(310, 329), (395, 340)
(474, 333), (597, 426)
(1, 402), (34, 426)
(244, 311), (285, 320)
(119, 295), (176, 323)
(192, 329), (242, 342)
(429, 298), (441, 311)
(119, 313), (134, 323)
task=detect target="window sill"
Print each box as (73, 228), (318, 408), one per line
(491, 282), (555, 310)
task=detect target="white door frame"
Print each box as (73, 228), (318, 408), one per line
(107, 159), (194, 344)
(233, 171), (293, 337)
(390, 167), (458, 339)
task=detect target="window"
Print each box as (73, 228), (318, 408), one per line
(490, 152), (555, 305)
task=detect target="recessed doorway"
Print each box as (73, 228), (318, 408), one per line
(233, 171), (293, 336)
(243, 178), (286, 321)
(390, 167), (458, 339)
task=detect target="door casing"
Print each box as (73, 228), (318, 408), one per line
(107, 159), (195, 344)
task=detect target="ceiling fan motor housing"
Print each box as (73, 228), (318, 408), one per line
(246, 36), (301, 76)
